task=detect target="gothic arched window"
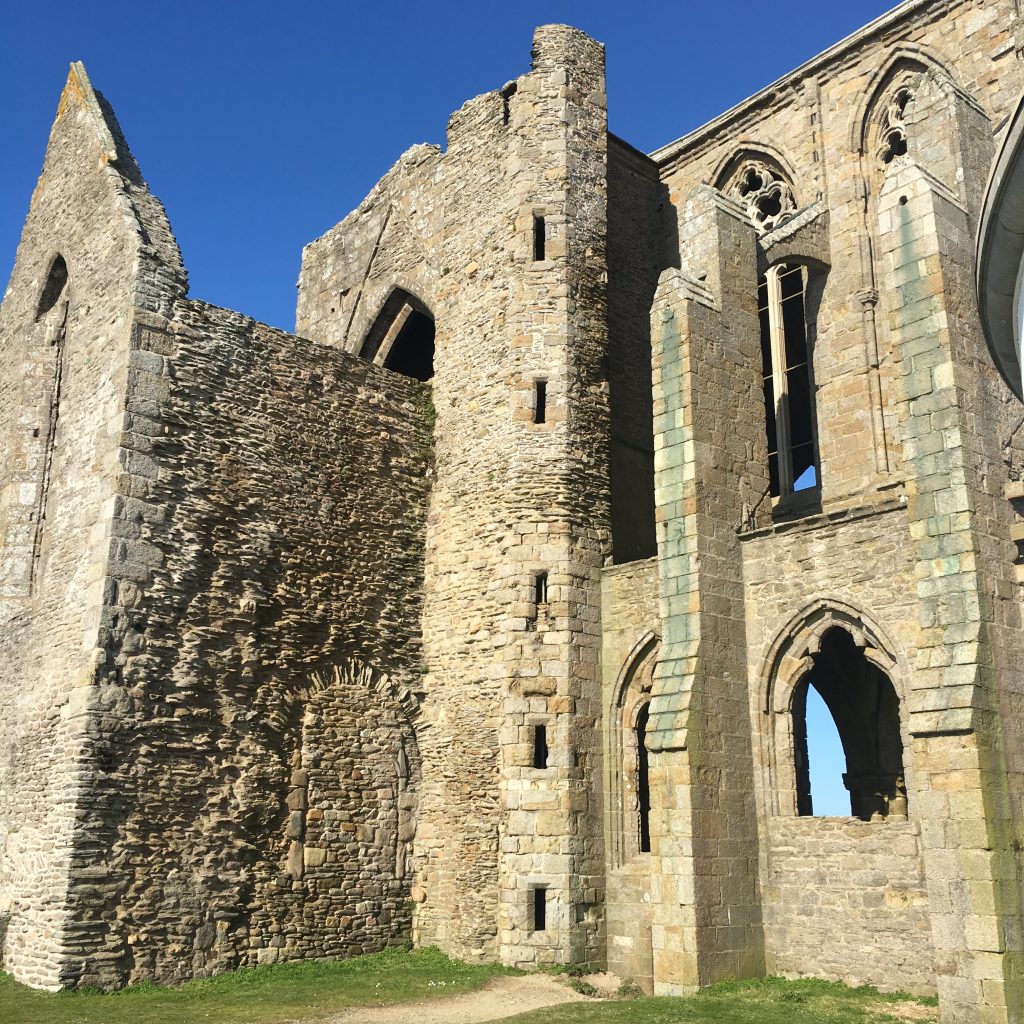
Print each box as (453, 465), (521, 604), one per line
(730, 160), (797, 235)
(792, 627), (907, 821)
(758, 263), (819, 498)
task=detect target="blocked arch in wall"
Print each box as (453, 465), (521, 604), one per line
(280, 661), (422, 943)
(608, 631), (659, 869)
(758, 600), (911, 819)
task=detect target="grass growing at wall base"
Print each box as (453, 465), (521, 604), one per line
(1, 946), (519, 1024)
(1, 952), (939, 1024)
(506, 976), (939, 1024)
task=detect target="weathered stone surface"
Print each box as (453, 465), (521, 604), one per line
(4, 5), (1024, 1023)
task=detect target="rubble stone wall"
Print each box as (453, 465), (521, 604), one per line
(63, 300), (430, 987)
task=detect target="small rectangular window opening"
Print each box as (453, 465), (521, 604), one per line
(534, 380), (547, 424)
(532, 886), (548, 932)
(532, 725), (549, 769)
(533, 215), (546, 262)
(534, 571), (548, 608)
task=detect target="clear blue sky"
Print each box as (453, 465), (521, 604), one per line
(1, 1), (888, 814)
(3, 0), (895, 333)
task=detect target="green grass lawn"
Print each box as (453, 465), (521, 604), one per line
(507, 976), (938, 1024)
(1, 950), (938, 1024)
(0, 946), (515, 1024)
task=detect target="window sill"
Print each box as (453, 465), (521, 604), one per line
(771, 486), (822, 523)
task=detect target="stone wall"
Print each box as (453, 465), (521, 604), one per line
(6, 3), (1024, 1018)
(0, 64), (186, 989)
(62, 300), (430, 987)
(297, 25), (613, 970)
(643, 3), (1024, 1016)
(762, 818), (934, 994)
(600, 557), (659, 990)
(741, 503), (934, 992)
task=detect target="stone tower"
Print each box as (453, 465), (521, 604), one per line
(297, 26), (612, 967)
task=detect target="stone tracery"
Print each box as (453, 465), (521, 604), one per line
(877, 85), (914, 165)
(729, 160), (798, 234)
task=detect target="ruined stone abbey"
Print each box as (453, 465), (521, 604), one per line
(4, 1), (1024, 1020)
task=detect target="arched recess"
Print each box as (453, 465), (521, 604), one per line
(714, 145), (801, 235)
(608, 631), (660, 868)
(358, 287), (435, 382)
(0, 253), (74, 599)
(850, 46), (964, 158)
(759, 600), (911, 820)
(853, 46), (988, 204)
(286, 662), (421, 913)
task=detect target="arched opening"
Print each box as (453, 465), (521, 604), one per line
(36, 255), (69, 319)
(716, 152), (799, 236)
(359, 289), (434, 382)
(608, 634), (659, 867)
(792, 627), (906, 821)
(635, 702), (651, 853)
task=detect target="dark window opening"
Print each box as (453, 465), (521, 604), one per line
(532, 725), (549, 769)
(759, 264), (819, 499)
(531, 886), (547, 932)
(534, 380), (547, 424)
(794, 627), (906, 821)
(534, 571), (548, 608)
(383, 310), (435, 382)
(533, 215), (546, 262)
(636, 702), (651, 853)
(501, 82), (517, 125)
(880, 88), (912, 165)
(36, 256), (68, 320)
(359, 290), (435, 382)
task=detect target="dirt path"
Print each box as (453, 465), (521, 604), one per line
(322, 974), (593, 1024)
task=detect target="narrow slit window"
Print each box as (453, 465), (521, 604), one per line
(534, 380), (547, 424)
(636, 703), (652, 853)
(534, 571), (548, 608)
(758, 263), (819, 499)
(532, 725), (549, 769)
(532, 887), (547, 932)
(533, 215), (546, 262)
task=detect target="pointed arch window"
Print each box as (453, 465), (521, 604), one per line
(792, 628), (907, 821)
(359, 289), (435, 382)
(0, 255), (71, 601)
(609, 635), (658, 867)
(758, 263), (819, 498)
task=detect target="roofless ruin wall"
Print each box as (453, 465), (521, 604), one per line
(60, 302), (431, 987)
